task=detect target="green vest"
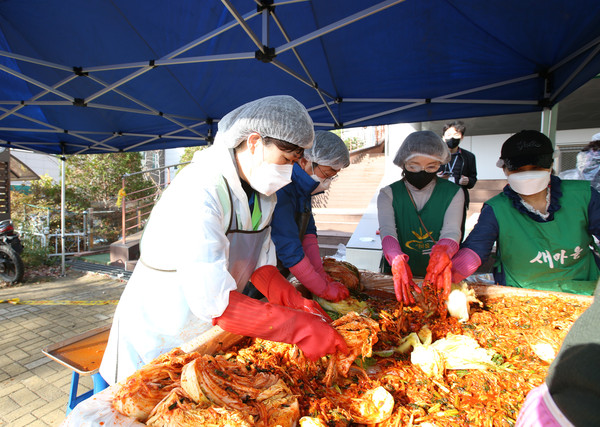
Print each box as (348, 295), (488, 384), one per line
(387, 179), (459, 277)
(487, 180), (599, 295)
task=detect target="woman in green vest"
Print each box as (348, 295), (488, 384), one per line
(452, 130), (600, 296)
(378, 130), (464, 304)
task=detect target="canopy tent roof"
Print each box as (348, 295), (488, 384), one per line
(0, 0), (599, 155)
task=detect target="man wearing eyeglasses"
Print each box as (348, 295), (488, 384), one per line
(268, 131), (352, 302)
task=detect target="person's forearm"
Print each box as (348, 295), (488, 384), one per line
(377, 187), (398, 239)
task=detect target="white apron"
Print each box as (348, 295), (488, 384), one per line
(99, 148), (275, 385)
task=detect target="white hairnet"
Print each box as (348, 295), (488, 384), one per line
(559, 150), (600, 192)
(592, 132), (600, 141)
(214, 95), (314, 149)
(304, 131), (350, 170)
(577, 150), (600, 179)
(393, 130), (451, 167)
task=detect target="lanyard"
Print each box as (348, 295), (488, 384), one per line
(251, 192), (262, 231)
(446, 153), (459, 174)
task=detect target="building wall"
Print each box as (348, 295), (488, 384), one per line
(11, 127), (600, 186)
(465, 127), (600, 180)
(11, 150), (61, 184)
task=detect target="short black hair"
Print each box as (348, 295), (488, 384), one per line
(443, 120), (466, 136)
(263, 136), (304, 157)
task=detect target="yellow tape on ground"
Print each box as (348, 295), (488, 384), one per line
(0, 298), (118, 305)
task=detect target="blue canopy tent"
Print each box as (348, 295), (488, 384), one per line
(1, 0), (600, 271)
(0, 0), (599, 155)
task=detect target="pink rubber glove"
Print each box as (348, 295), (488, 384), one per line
(434, 238), (459, 258)
(250, 265), (331, 321)
(381, 235), (404, 265)
(302, 234), (328, 281)
(289, 256), (349, 302)
(450, 248), (482, 283)
(515, 384), (570, 427)
(214, 291), (348, 361)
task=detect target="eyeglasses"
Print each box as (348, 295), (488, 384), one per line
(316, 164), (339, 181)
(404, 162), (441, 173)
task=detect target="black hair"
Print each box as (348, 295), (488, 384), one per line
(263, 136), (304, 157)
(443, 120), (467, 136)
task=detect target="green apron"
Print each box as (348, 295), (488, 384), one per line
(381, 179), (459, 277)
(487, 180), (599, 295)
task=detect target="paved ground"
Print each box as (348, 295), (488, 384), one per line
(0, 268), (127, 426)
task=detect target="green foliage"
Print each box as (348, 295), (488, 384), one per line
(344, 136), (364, 151)
(67, 152), (149, 209)
(177, 145), (206, 173)
(10, 152), (155, 265)
(20, 233), (55, 267)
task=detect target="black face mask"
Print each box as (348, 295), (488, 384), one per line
(403, 170), (437, 189)
(445, 137), (461, 149)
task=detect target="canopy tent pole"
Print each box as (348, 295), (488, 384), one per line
(60, 151), (66, 276)
(540, 104), (559, 148)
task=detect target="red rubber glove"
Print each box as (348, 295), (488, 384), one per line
(302, 234), (328, 282)
(251, 265), (332, 321)
(213, 291), (348, 361)
(435, 238), (459, 258)
(289, 256), (349, 302)
(424, 243), (454, 299)
(451, 248), (482, 283)
(391, 254), (420, 305)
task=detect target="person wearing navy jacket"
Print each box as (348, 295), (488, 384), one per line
(270, 131), (351, 302)
(452, 130), (600, 296)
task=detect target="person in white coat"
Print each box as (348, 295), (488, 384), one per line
(99, 95), (348, 386)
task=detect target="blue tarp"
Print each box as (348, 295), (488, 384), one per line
(0, 0), (599, 154)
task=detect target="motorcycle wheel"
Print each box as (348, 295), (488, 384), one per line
(0, 245), (24, 284)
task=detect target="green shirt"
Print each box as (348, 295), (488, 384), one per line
(389, 179), (459, 276)
(487, 180), (598, 295)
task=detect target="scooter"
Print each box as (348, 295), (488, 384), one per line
(0, 219), (24, 284)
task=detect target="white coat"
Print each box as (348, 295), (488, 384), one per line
(99, 145), (278, 385)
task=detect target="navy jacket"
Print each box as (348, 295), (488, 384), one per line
(271, 163), (320, 268)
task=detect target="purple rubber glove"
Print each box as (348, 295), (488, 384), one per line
(450, 248), (482, 283)
(515, 384), (572, 427)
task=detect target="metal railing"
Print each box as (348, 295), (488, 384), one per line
(29, 231), (86, 256)
(18, 205), (120, 256)
(119, 161), (190, 244)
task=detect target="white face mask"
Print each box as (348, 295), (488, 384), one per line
(309, 163), (333, 195)
(506, 170), (551, 195)
(247, 142), (293, 196)
(310, 174), (332, 194)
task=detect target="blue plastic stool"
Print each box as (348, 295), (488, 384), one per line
(42, 325), (111, 415)
(66, 371), (109, 414)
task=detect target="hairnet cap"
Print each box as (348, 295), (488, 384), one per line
(592, 132), (600, 142)
(214, 95), (314, 149)
(304, 131), (350, 169)
(498, 130), (554, 170)
(393, 130), (451, 167)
